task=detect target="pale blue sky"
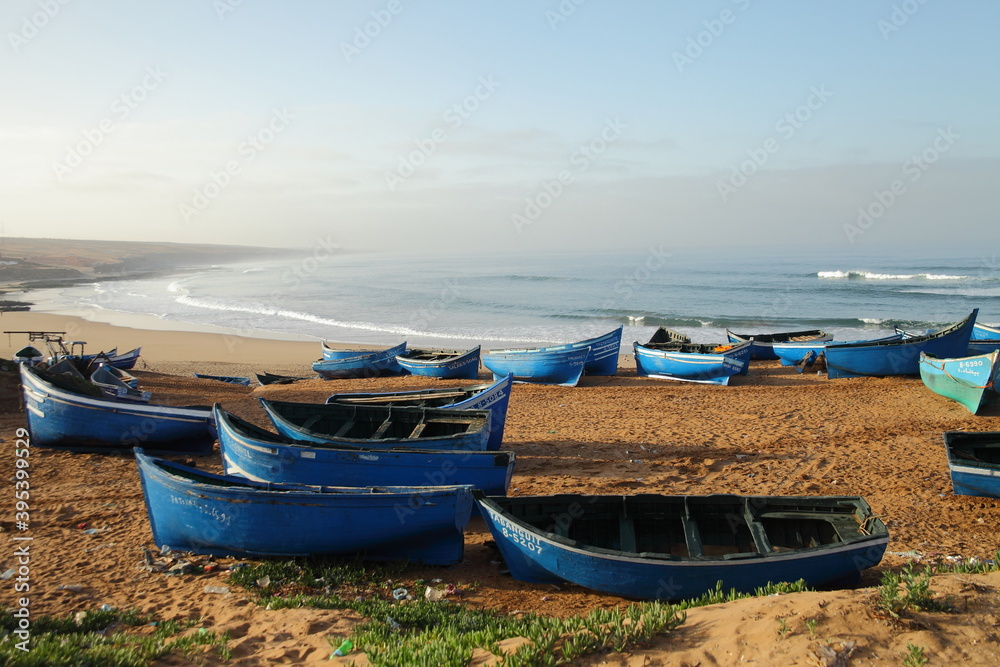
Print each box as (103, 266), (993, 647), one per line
(1, 1), (997, 252)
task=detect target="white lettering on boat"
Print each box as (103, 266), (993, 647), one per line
(488, 509), (543, 555)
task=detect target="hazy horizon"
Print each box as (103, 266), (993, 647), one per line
(1, 2), (997, 254)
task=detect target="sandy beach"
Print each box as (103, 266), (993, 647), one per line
(2, 309), (1000, 665)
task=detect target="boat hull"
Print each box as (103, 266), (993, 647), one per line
(327, 374), (513, 450)
(395, 346), (481, 379)
(726, 330), (832, 361)
(482, 347), (589, 387)
(943, 431), (1000, 498)
(919, 351), (999, 414)
(772, 334), (902, 368)
(540, 327), (622, 375)
(19, 365), (213, 455)
(312, 342), (407, 379)
(137, 450), (473, 564)
(633, 341), (751, 385)
(215, 406), (514, 494)
(476, 493), (888, 600)
(825, 310), (978, 379)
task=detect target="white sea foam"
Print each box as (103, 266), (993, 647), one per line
(817, 270), (968, 280)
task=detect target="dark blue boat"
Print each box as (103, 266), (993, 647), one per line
(482, 346), (590, 386)
(312, 342), (407, 379)
(136, 449), (473, 564)
(19, 364), (213, 455)
(395, 346), (481, 379)
(943, 431), (1000, 498)
(633, 340), (751, 385)
(726, 329), (832, 361)
(259, 398), (491, 451)
(327, 374), (513, 450)
(321, 341), (399, 360)
(215, 405), (515, 494)
(824, 310), (978, 379)
(476, 492), (888, 600)
(772, 333), (903, 369)
(194, 373), (252, 386)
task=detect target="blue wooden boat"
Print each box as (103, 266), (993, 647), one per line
(633, 340), (751, 385)
(482, 346), (590, 386)
(919, 350), (1000, 414)
(327, 374), (513, 450)
(215, 405), (515, 494)
(193, 373), (252, 386)
(968, 322), (1000, 355)
(259, 398), (491, 451)
(547, 326), (623, 376)
(255, 371), (309, 386)
(321, 341), (399, 360)
(475, 492), (888, 600)
(19, 364), (213, 454)
(13, 345), (44, 366)
(824, 310), (978, 379)
(78, 346), (142, 371)
(136, 449), (473, 564)
(312, 342), (407, 379)
(726, 329), (832, 361)
(943, 431), (1000, 498)
(395, 346), (481, 379)
(772, 334), (903, 371)
(973, 322), (1000, 340)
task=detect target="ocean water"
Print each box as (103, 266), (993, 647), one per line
(18, 246), (1000, 351)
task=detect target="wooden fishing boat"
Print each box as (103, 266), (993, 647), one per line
(968, 322), (1000, 355)
(90, 346), (142, 371)
(943, 431), (1000, 498)
(13, 345), (43, 366)
(395, 346), (481, 379)
(215, 405), (515, 494)
(726, 329), (832, 360)
(482, 346), (590, 387)
(136, 449), (473, 564)
(193, 373), (252, 386)
(259, 398), (491, 451)
(919, 350), (1000, 414)
(476, 492), (888, 600)
(824, 310), (978, 379)
(548, 326), (622, 376)
(327, 374), (513, 450)
(19, 364), (213, 454)
(647, 327), (691, 345)
(772, 334), (903, 371)
(633, 340), (751, 385)
(321, 341), (398, 360)
(255, 371), (310, 386)
(312, 342), (407, 379)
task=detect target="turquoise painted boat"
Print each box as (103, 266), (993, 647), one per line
(919, 350), (1000, 414)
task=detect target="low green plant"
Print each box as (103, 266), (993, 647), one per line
(0, 608), (230, 666)
(805, 617), (818, 639)
(877, 563), (952, 619)
(776, 617), (789, 639)
(903, 641), (928, 667)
